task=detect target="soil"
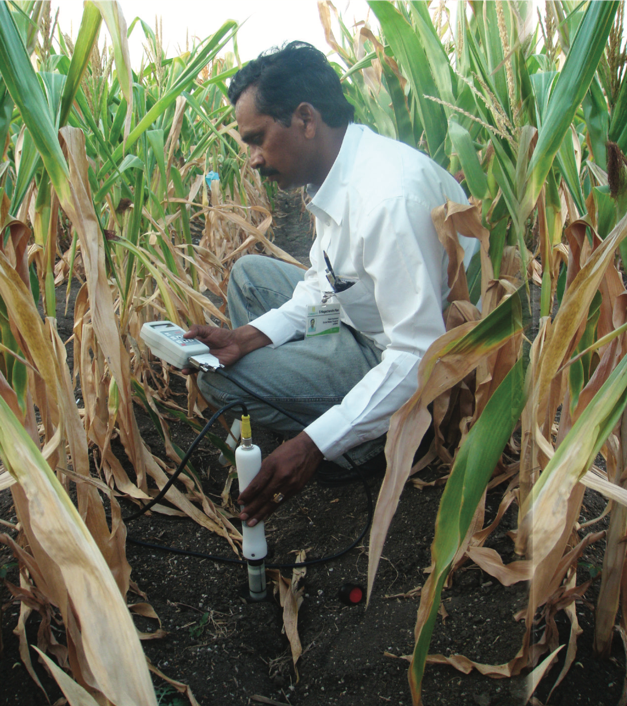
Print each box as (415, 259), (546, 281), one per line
(0, 190), (624, 706)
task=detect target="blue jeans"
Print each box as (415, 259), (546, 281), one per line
(197, 255), (386, 467)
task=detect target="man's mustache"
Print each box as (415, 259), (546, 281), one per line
(258, 167), (279, 177)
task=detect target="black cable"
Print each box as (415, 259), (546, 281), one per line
(124, 367), (374, 570)
(127, 473), (371, 571)
(122, 400), (248, 522)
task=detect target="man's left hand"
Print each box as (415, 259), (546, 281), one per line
(237, 432), (324, 526)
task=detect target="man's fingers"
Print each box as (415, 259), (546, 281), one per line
(238, 461), (276, 505)
(242, 494), (285, 525)
(239, 476), (286, 521)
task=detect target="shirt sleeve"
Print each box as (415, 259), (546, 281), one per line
(247, 247), (324, 347)
(303, 196), (446, 460)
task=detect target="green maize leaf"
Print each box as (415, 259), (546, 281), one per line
(113, 239), (178, 321)
(39, 72), (67, 127)
(369, 1), (448, 166)
(130, 17), (156, 44)
(98, 21), (238, 177)
(364, 91), (397, 139)
(0, 84), (13, 160)
(171, 166), (195, 285)
(466, 250), (482, 306)
(381, 61), (414, 148)
(556, 126), (585, 214)
(0, 2), (70, 195)
(488, 218), (509, 278)
(94, 153), (143, 204)
(464, 26), (516, 162)
(517, 44), (536, 128)
(530, 71), (558, 127)
(582, 77), (609, 171)
(0, 297), (27, 413)
(456, 5), (472, 76)
(5, 1), (38, 48)
(568, 355), (584, 415)
(94, 0), (133, 143)
(146, 129), (166, 190)
(340, 50), (378, 80)
(580, 292), (602, 382)
(109, 97), (127, 146)
(99, 80), (111, 138)
(122, 168), (144, 304)
(59, 1), (102, 128)
(153, 231), (180, 278)
(147, 187), (166, 224)
(10, 127), (40, 214)
(523, 0), (618, 219)
(448, 119), (489, 199)
(472, 1), (509, 111)
(593, 185), (618, 240)
(73, 87), (115, 160)
(181, 91), (240, 160)
(490, 151), (519, 231)
(408, 1), (456, 106)
(409, 357), (526, 701)
(610, 71), (627, 151)
(188, 130), (218, 163)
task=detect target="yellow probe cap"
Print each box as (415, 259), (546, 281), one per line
(241, 414), (252, 439)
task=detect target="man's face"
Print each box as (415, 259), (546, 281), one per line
(235, 88), (313, 190)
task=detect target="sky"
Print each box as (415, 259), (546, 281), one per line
(53, 0), (376, 66)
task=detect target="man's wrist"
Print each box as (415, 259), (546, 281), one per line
(297, 431), (325, 463)
(235, 324), (272, 355)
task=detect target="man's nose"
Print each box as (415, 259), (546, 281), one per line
(249, 146), (264, 169)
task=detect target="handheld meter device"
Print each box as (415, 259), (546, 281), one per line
(140, 321), (223, 372)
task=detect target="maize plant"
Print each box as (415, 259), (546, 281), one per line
(318, 0), (627, 702)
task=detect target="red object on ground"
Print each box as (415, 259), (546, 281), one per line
(338, 583), (364, 605)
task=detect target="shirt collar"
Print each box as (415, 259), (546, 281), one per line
(306, 123), (364, 227)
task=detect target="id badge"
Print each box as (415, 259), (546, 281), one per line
(305, 302), (340, 338)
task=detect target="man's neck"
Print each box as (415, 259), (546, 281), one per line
(310, 124), (348, 187)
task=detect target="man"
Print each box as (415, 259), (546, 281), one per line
(184, 42), (477, 528)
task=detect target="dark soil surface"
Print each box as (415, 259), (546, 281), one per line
(1, 190), (624, 706)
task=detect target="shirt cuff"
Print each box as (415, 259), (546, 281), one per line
(248, 309), (299, 348)
(304, 406), (382, 461)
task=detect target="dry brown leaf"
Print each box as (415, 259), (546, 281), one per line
(34, 648), (101, 706)
(466, 546), (532, 586)
(147, 662), (201, 706)
(268, 549), (306, 678)
(524, 646), (564, 704)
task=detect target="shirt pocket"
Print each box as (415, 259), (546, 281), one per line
(334, 279), (382, 334)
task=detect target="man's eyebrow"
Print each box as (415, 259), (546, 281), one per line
(240, 129), (261, 144)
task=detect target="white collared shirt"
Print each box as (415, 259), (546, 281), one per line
(250, 124), (478, 460)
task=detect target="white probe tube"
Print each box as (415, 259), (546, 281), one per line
(235, 417), (267, 600)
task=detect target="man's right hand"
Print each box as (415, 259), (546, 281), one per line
(182, 324), (271, 370)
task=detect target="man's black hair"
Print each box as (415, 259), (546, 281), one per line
(228, 41), (354, 128)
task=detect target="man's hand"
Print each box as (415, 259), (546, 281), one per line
(182, 324), (271, 370)
(238, 432), (324, 526)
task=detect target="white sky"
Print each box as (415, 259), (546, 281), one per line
(53, 0), (375, 65)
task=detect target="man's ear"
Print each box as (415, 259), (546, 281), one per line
(294, 102), (318, 138)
